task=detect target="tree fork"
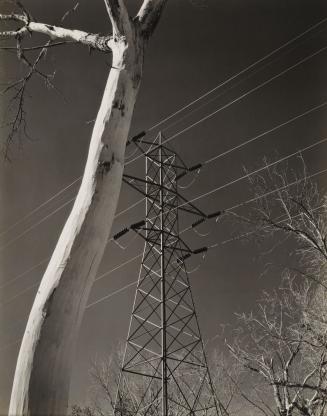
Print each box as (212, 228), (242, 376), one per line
(8, 1), (166, 414)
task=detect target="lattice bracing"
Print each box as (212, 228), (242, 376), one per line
(115, 133), (220, 416)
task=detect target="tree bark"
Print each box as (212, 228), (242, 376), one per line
(9, 29), (145, 416)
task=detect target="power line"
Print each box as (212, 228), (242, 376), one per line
(2, 171), (326, 353)
(0, 316), (25, 338)
(137, 139), (327, 225)
(81, 167), (327, 311)
(5, 47), (326, 253)
(225, 169), (327, 213)
(0, 258), (49, 291)
(157, 27), (327, 137)
(2, 97), (326, 256)
(203, 101), (327, 166)
(3, 198), (326, 354)
(140, 166), (327, 244)
(2, 17), (326, 241)
(0, 179), (80, 239)
(0, 283), (39, 308)
(146, 16), (327, 133)
(2, 140), (326, 309)
(216, 204), (325, 247)
(0, 199), (144, 290)
(158, 46), (327, 149)
(86, 281), (137, 309)
(3, 133), (327, 299)
(0, 229), (191, 350)
(124, 45), (327, 174)
(0, 107), (327, 302)
(0, 197), (75, 253)
(0, 253), (143, 309)
(0, 243), (142, 309)
(0, 198), (144, 292)
(94, 253), (143, 283)
(0, 230), (145, 307)
(188, 140), (327, 206)
(54, 167), (327, 317)
(0, 339), (21, 353)
(0, 196), (144, 253)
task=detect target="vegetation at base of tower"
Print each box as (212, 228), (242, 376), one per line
(70, 349), (220, 416)
(71, 405), (97, 416)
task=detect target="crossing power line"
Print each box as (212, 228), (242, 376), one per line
(1, 131), (327, 305)
(1, 16), (326, 241)
(2, 162), (326, 354)
(0, 179), (80, 239)
(151, 46), (327, 151)
(1, 95), (326, 255)
(1, 140), (326, 314)
(146, 16), (327, 133)
(84, 167), (327, 310)
(152, 25), (327, 137)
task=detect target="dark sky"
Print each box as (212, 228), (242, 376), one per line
(1, 0), (327, 413)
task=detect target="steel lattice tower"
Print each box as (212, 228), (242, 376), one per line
(114, 133), (220, 416)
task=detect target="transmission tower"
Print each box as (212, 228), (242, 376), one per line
(114, 133), (221, 416)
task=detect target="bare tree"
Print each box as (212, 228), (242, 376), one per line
(209, 350), (249, 416)
(87, 353), (120, 416)
(70, 348), (222, 416)
(239, 158), (327, 270)
(70, 405), (97, 416)
(228, 275), (327, 416)
(225, 161), (327, 416)
(0, 1), (168, 414)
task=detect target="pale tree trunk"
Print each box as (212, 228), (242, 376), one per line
(7, 1), (166, 414)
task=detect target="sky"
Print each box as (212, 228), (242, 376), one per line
(0, 0), (327, 413)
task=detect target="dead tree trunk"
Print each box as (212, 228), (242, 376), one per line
(3, 1), (167, 414)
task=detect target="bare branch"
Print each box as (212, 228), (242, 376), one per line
(0, 40), (75, 52)
(225, 369), (272, 416)
(136, 0), (168, 38)
(60, 1), (80, 24)
(0, 13), (112, 51)
(0, 2), (116, 153)
(275, 381), (327, 396)
(0, 38), (54, 158)
(103, 0), (131, 36)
